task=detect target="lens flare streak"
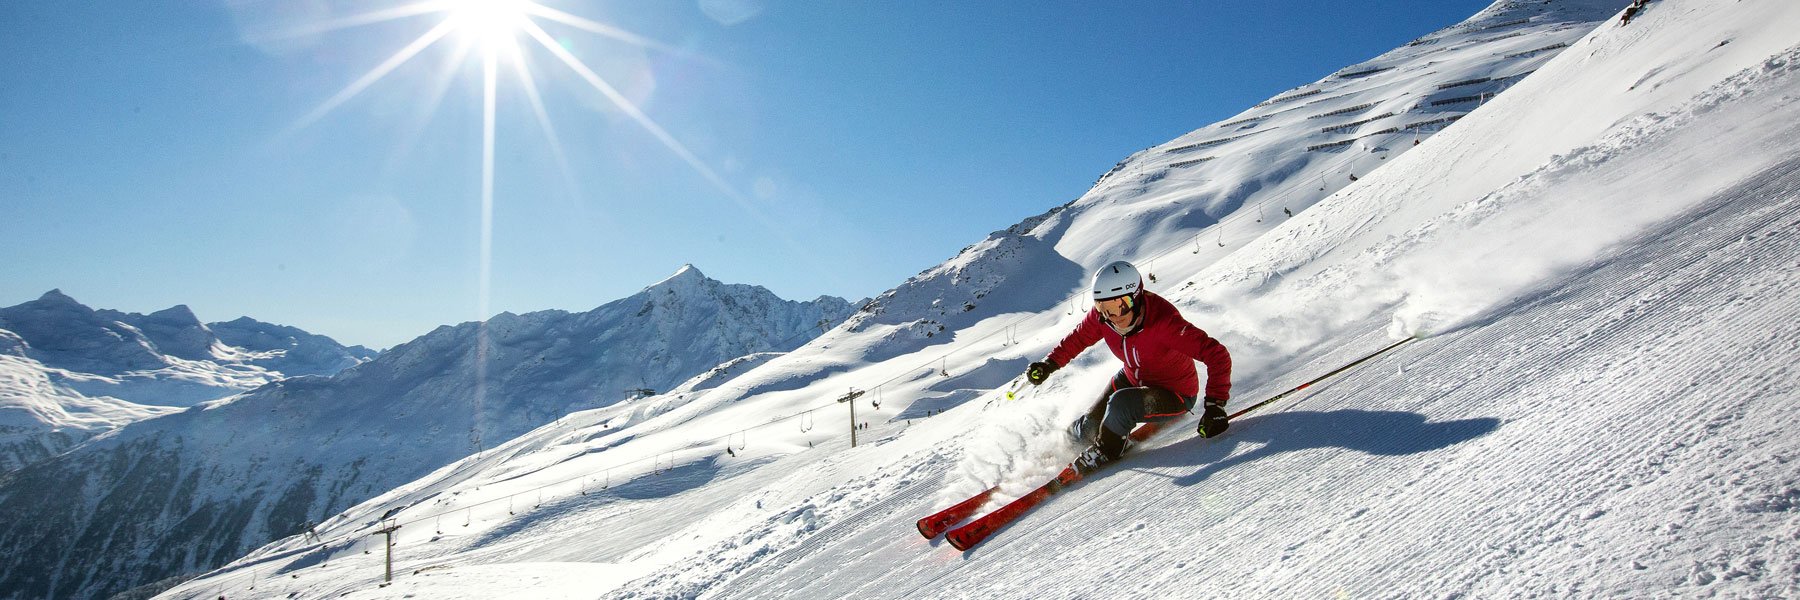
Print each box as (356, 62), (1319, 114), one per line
(287, 18), (457, 136)
(517, 20), (740, 200)
(522, 3), (681, 54)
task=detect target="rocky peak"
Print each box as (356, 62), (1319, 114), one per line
(123, 305), (220, 362)
(0, 292), (165, 374)
(34, 288), (86, 308)
(645, 264), (711, 294)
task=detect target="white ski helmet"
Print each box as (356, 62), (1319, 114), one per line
(1091, 260), (1143, 301)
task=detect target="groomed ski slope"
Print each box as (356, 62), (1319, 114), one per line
(159, 0), (1800, 598)
(694, 161), (1800, 598)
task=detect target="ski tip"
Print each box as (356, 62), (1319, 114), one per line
(916, 520), (936, 539)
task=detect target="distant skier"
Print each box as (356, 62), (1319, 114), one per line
(1621, 0), (1648, 25)
(1023, 260), (1233, 473)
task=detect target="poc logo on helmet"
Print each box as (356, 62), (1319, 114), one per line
(1091, 260), (1144, 300)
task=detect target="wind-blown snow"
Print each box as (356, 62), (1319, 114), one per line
(145, 0), (1800, 598)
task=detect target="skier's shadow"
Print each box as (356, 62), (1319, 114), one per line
(1148, 409), (1500, 486)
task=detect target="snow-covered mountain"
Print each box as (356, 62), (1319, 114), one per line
(0, 266), (854, 600)
(0, 351), (178, 474)
(0, 289), (376, 404)
(0, 291), (374, 473)
(209, 317), (379, 378)
(147, 0), (1800, 598)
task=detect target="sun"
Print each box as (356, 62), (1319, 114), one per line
(280, 0), (753, 329)
(443, 0), (530, 52)
(282, 0), (728, 192)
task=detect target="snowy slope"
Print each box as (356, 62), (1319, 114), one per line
(162, 0), (1800, 598)
(0, 267), (853, 600)
(0, 353), (178, 472)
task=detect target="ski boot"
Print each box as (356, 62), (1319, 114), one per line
(1072, 427), (1129, 476)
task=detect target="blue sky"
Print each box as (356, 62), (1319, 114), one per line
(0, 0), (1492, 349)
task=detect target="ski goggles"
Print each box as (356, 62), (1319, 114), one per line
(1095, 295), (1135, 320)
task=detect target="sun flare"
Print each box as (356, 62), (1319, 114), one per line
(443, 0), (530, 51)
(284, 0), (728, 193)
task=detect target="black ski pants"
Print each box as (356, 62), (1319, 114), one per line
(1083, 370), (1196, 441)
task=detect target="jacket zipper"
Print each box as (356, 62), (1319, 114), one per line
(1124, 337), (1140, 383)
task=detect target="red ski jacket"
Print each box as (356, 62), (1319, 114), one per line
(1046, 291), (1232, 401)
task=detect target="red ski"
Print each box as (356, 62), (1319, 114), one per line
(916, 485), (998, 539)
(926, 422), (1164, 549)
(945, 464), (1081, 551)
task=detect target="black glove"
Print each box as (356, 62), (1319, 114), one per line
(1197, 397), (1229, 438)
(1025, 361), (1059, 385)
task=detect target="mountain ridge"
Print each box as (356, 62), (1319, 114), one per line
(0, 291), (376, 474)
(0, 266), (855, 600)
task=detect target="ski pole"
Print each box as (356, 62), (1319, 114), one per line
(1001, 377), (1028, 401)
(1228, 337), (1416, 420)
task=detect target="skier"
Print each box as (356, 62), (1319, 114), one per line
(1024, 260), (1233, 473)
(1621, 0), (1647, 25)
